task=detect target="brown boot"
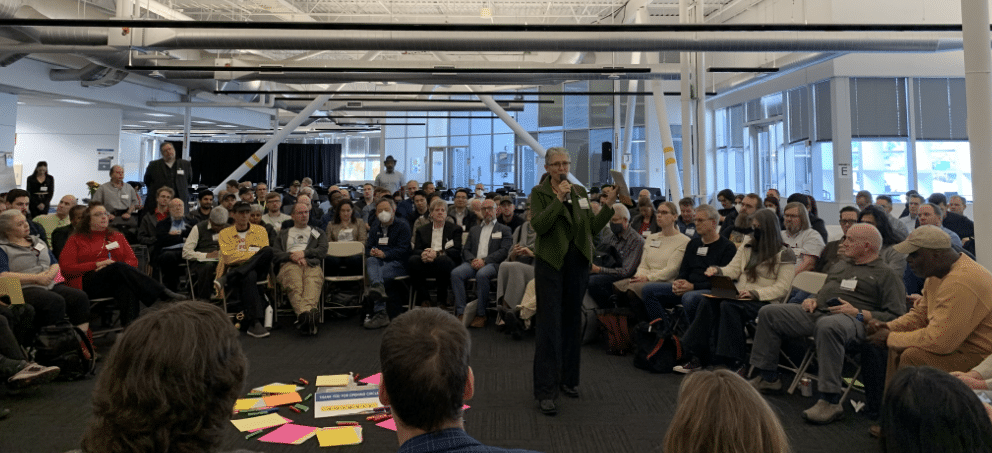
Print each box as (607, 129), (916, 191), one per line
(470, 316), (486, 328)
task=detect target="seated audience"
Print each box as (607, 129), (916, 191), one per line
(216, 201), (273, 339)
(786, 193), (828, 243)
(868, 226), (992, 384)
(787, 205), (861, 305)
(0, 209), (90, 339)
(324, 199), (368, 278)
(7, 189), (47, 243)
(282, 180), (300, 208)
(407, 198), (463, 308)
(749, 224), (905, 424)
(722, 193), (759, 245)
(379, 308), (540, 453)
(91, 165), (139, 238)
(640, 204), (736, 324)
(874, 195), (910, 238)
(764, 196), (783, 229)
(318, 191), (345, 230)
(219, 192), (237, 217)
(629, 198), (659, 237)
(248, 204), (277, 246)
(60, 202), (182, 327)
(181, 207), (227, 300)
(469, 198), (483, 221)
(780, 201), (825, 275)
(78, 301), (249, 453)
(363, 187), (390, 224)
(496, 196), (524, 233)
(253, 182), (267, 207)
(274, 203), (328, 337)
(676, 197), (696, 236)
(260, 192), (290, 231)
(154, 198), (193, 292)
(586, 203), (644, 309)
(880, 366), (992, 453)
(613, 201), (689, 307)
(223, 179), (240, 199)
(496, 207), (536, 310)
(0, 315), (60, 396)
(52, 205), (86, 259)
(237, 187), (253, 204)
(447, 189), (478, 230)
(857, 205), (908, 276)
(928, 193), (974, 246)
(33, 195), (75, 247)
(715, 188), (737, 227)
(676, 209), (795, 373)
(855, 190), (873, 210)
(948, 194), (968, 215)
(662, 369), (790, 453)
(451, 199), (512, 327)
(954, 353), (992, 390)
(364, 198), (411, 330)
(137, 187), (173, 249)
(184, 190), (213, 225)
(405, 190), (429, 227)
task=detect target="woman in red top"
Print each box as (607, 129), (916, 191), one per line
(59, 202), (182, 326)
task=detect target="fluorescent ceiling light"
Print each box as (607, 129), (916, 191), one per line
(146, 113), (172, 117)
(60, 99), (93, 105)
(140, 120), (164, 124)
(123, 124), (143, 127)
(217, 125), (237, 128)
(192, 120), (214, 124)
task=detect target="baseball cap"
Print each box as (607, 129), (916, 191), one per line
(892, 225), (952, 254)
(231, 201), (252, 213)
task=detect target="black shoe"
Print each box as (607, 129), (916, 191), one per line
(560, 385), (579, 398)
(0, 407), (9, 421)
(503, 309), (523, 340)
(307, 308), (319, 336)
(538, 399), (557, 416)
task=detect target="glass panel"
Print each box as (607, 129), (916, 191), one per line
(851, 140), (908, 200)
(406, 122), (426, 138)
(519, 145), (539, 192)
(384, 123), (404, 139)
(428, 114), (448, 137)
(565, 130), (590, 185)
(493, 134), (515, 190)
(516, 89), (538, 131)
(345, 136), (366, 157)
(589, 128), (613, 186)
(450, 116), (470, 136)
(471, 111), (492, 136)
(589, 80), (614, 129)
(816, 142), (834, 201)
(407, 137), (426, 183)
(539, 84), (564, 129)
(915, 141), (973, 200)
(341, 158), (366, 181)
(450, 147), (470, 189)
(564, 81), (589, 130)
(470, 134), (492, 188)
(428, 147), (446, 186)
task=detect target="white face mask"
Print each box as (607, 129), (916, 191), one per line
(735, 203), (743, 212)
(476, 189), (484, 197)
(378, 210), (393, 223)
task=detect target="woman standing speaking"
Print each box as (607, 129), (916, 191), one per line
(530, 147), (622, 416)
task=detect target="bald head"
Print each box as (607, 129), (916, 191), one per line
(844, 223), (882, 263)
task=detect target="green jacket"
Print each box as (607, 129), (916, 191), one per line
(530, 178), (615, 271)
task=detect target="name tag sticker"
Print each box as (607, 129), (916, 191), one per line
(686, 228), (695, 236)
(341, 228), (353, 235)
(212, 234), (219, 241)
(248, 246), (260, 252)
(106, 241), (120, 250)
(840, 277), (858, 291)
(311, 229), (320, 239)
(40, 187), (47, 192)
(651, 239), (661, 248)
(492, 232), (502, 239)
(121, 194), (129, 199)
(445, 240), (454, 250)
(696, 246), (708, 256)
(642, 231), (650, 238)
(177, 169), (185, 175)
(34, 242), (46, 251)
(379, 237), (389, 245)
(578, 198), (590, 209)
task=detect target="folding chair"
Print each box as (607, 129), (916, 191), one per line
(322, 241), (366, 322)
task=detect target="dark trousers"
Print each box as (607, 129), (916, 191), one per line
(82, 262), (166, 326)
(223, 247), (273, 323)
(858, 342), (888, 417)
(189, 260), (218, 300)
(533, 245), (589, 400)
(156, 249), (184, 291)
(406, 255), (456, 305)
(324, 254), (363, 276)
(22, 285), (90, 327)
(681, 297), (764, 364)
(587, 273), (621, 308)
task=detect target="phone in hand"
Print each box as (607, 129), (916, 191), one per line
(826, 298), (843, 307)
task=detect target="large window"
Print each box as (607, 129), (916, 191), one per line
(851, 140), (908, 198)
(916, 141), (972, 200)
(340, 134), (380, 181)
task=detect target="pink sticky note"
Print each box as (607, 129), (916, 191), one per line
(375, 418), (397, 431)
(258, 423), (318, 444)
(360, 373), (382, 385)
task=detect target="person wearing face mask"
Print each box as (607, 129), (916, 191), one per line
(674, 209), (795, 375)
(142, 142), (192, 215)
(587, 204), (645, 309)
(474, 183), (486, 199)
(451, 199), (513, 328)
(364, 198), (412, 330)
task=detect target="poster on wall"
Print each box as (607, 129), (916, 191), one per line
(97, 148), (114, 171)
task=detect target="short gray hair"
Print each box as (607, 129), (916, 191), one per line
(249, 204), (263, 214)
(696, 204), (719, 222)
(545, 147), (568, 163)
(0, 209), (23, 236)
(612, 203), (630, 221)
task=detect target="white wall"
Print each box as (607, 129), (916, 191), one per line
(0, 94), (17, 192)
(15, 106), (122, 202)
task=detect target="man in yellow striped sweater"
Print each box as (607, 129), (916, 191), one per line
(217, 201), (273, 338)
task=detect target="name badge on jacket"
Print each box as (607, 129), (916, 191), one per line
(492, 232), (502, 239)
(578, 198), (590, 209)
(106, 241), (120, 250)
(177, 169), (185, 175)
(379, 237), (389, 246)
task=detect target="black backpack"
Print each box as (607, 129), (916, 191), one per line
(633, 318), (683, 373)
(33, 322), (96, 381)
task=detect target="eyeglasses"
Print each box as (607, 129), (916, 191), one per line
(546, 161), (570, 168)
(839, 219), (856, 225)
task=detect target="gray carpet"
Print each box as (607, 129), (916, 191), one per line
(0, 313), (880, 452)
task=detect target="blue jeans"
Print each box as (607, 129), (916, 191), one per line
(640, 283), (710, 324)
(451, 262), (498, 316)
(367, 257), (408, 312)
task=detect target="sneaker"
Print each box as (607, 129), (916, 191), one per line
(295, 312), (312, 336)
(364, 311), (390, 330)
(673, 357), (703, 374)
(247, 321), (270, 338)
(212, 279), (225, 300)
(307, 308), (320, 336)
(470, 316), (486, 328)
(7, 363), (60, 389)
(748, 375), (783, 393)
(802, 399), (844, 424)
(538, 399), (557, 416)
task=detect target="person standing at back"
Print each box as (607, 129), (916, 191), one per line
(143, 142), (192, 215)
(26, 161), (54, 218)
(530, 147), (621, 416)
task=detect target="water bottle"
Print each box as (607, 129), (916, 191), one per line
(264, 305), (273, 329)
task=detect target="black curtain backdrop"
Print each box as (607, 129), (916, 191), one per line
(187, 142), (340, 188)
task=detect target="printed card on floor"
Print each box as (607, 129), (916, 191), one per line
(230, 413), (292, 432)
(257, 423), (318, 445)
(316, 426), (363, 447)
(262, 392), (302, 407)
(316, 374), (351, 387)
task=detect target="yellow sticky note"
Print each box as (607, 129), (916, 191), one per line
(316, 426), (363, 447)
(234, 398), (261, 411)
(316, 374), (350, 387)
(230, 413), (291, 432)
(262, 384), (298, 394)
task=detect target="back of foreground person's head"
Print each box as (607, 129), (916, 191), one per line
(880, 366), (992, 453)
(663, 370), (790, 453)
(80, 301), (247, 453)
(379, 308), (471, 432)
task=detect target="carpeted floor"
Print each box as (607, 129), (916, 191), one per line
(0, 310), (881, 453)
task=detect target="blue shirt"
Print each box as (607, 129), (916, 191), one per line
(398, 428), (541, 453)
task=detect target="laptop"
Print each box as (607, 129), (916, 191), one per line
(705, 275), (744, 300)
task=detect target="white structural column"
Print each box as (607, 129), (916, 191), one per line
(679, 0), (693, 202)
(432, 52), (580, 184)
(830, 77), (853, 204)
(960, 0), (992, 266)
(650, 79), (682, 201)
(692, 0), (705, 201)
(212, 94), (331, 195)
